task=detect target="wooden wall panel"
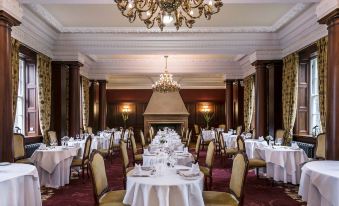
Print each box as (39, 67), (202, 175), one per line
(25, 61), (39, 136)
(296, 61), (310, 135)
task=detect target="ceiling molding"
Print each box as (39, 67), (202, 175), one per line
(316, 0), (339, 20)
(0, 0), (23, 21)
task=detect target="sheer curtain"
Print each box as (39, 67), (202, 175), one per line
(317, 36), (328, 133)
(37, 54), (52, 144)
(82, 77), (90, 131)
(282, 53), (299, 145)
(11, 38), (20, 120)
(243, 75), (255, 133)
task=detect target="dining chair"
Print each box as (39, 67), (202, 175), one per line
(185, 130), (192, 148)
(237, 136), (266, 178)
(148, 127), (154, 143)
(182, 128), (190, 145)
(193, 134), (202, 163)
(140, 130), (147, 150)
(89, 150), (126, 206)
(200, 141), (215, 190)
(13, 133), (33, 164)
(236, 126), (243, 136)
(219, 132), (238, 166)
(87, 127), (93, 135)
(194, 124), (200, 140)
(275, 129), (285, 144)
(120, 140), (134, 189)
(203, 152), (249, 206)
(315, 133), (326, 160)
(98, 133), (115, 163)
(181, 126), (186, 137)
(130, 133), (143, 165)
(47, 131), (58, 145)
(218, 124), (226, 130)
(70, 135), (92, 181)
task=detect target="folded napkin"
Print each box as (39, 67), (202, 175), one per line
(291, 142), (299, 149)
(134, 164), (142, 175)
(38, 144), (47, 150)
(190, 163), (200, 175)
(69, 137), (74, 141)
(258, 136), (265, 141)
(144, 149), (150, 155)
(183, 147), (189, 154)
(179, 170), (200, 177)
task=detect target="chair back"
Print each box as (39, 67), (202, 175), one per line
(120, 140), (129, 181)
(205, 141), (215, 168)
(219, 132), (226, 149)
(275, 129), (285, 139)
(184, 128), (190, 141)
(195, 134), (201, 154)
(130, 134), (138, 155)
(89, 150), (109, 204)
(315, 133), (326, 159)
(140, 130), (146, 148)
(186, 130), (192, 147)
(218, 124), (226, 130)
(236, 126), (243, 136)
(237, 136), (245, 152)
(82, 135), (92, 163)
(194, 124), (200, 135)
(108, 133), (115, 152)
(48, 131), (58, 145)
(87, 127), (93, 135)
(229, 152), (249, 206)
(181, 127), (185, 137)
(13, 133), (26, 161)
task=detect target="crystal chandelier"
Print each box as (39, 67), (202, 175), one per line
(114, 0), (223, 31)
(152, 56), (181, 93)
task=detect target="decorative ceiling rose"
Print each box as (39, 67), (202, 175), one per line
(152, 56), (181, 93)
(114, 0), (223, 31)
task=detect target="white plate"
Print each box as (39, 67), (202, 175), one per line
(0, 162), (10, 166)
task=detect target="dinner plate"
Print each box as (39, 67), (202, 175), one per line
(0, 162), (10, 166)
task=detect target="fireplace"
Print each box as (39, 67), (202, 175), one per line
(143, 91), (189, 138)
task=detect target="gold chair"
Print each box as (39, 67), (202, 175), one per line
(193, 134), (202, 163)
(203, 152), (249, 206)
(218, 124), (226, 130)
(315, 133), (326, 160)
(70, 136), (92, 181)
(87, 127), (93, 135)
(219, 132), (238, 166)
(130, 133), (143, 165)
(98, 133), (115, 163)
(237, 136), (266, 178)
(120, 140), (134, 189)
(181, 126), (186, 137)
(13, 133), (33, 164)
(182, 128), (190, 145)
(185, 130), (192, 148)
(148, 127), (154, 143)
(140, 130), (147, 150)
(200, 141), (215, 190)
(201, 127), (213, 150)
(194, 124), (200, 140)
(89, 150), (126, 206)
(236, 126), (243, 136)
(47, 131), (58, 145)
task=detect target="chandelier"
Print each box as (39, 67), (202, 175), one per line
(152, 56), (181, 93)
(114, 0), (223, 31)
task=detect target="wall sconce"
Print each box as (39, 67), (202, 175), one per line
(122, 105), (130, 129)
(201, 105), (214, 129)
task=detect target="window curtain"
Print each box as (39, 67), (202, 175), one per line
(37, 54), (52, 144)
(82, 77), (90, 131)
(317, 36), (328, 133)
(243, 75), (255, 132)
(282, 53), (299, 145)
(11, 38), (20, 120)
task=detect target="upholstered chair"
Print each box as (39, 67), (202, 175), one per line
(47, 131), (58, 145)
(182, 128), (190, 145)
(148, 127), (154, 143)
(315, 133), (326, 160)
(203, 152), (249, 206)
(275, 129), (285, 143)
(13, 133), (33, 164)
(219, 132), (238, 166)
(130, 134), (143, 165)
(193, 134), (202, 163)
(120, 140), (134, 189)
(89, 150), (126, 206)
(237, 136), (266, 178)
(185, 130), (192, 148)
(194, 124), (200, 139)
(70, 136), (92, 181)
(200, 141), (215, 190)
(87, 127), (93, 135)
(140, 130), (147, 150)
(98, 133), (115, 163)
(218, 124), (226, 130)
(236, 126), (243, 136)
(201, 127), (213, 150)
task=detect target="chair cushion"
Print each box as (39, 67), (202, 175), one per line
(99, 149), (109, 155)
(249, 159), (266, 168)
(71, 158), (88, 167)
(203, 191), (239, 206)
(225, 148), (238, 155)
(199, 166), (211, 176)
(134, 154), (143, 161)
(99, 190), (126, 206)
(15, 158), (33, 165)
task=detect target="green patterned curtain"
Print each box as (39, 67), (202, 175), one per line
(82, 77), (90, 131)
(282, 53), (299, 145)
(11, 38), (20, 120)
(243, 75), (255, 132)
(37, 54), (52, 144)
(317, 36), (328, 133)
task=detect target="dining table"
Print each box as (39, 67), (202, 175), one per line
(30, 146), (79, 188)
(143, 151), (194, 167)
(299, 161), (339, 206)
(222, 133), (238, 148)
(123, 165), (204, 206)
(201, 130), (215, 141)
(255, 145), (308, 184)
(0, 163), (42, 206)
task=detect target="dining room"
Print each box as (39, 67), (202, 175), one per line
(0, 0), (338, 206)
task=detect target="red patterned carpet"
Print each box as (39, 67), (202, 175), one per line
(42, 149), (305, 206)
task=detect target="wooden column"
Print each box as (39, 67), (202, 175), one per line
(89, 80), (99, 133)
(319, 9), (339, 160)
(0, 11), (20, 162)
(225, 80), (234, 130)
(98, 80), (107, 131)
(254, 61), (267, 138)
(68, 62), (82, 137)
(233, 80), (244, 128)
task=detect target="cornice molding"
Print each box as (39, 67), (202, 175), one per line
(316, 0), (339, 20)
(0, 0), (23, 22)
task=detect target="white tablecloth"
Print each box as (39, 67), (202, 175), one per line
(123, 166), (204, 206)
(255, 146), (308, 184)
(0, 163), (42, 206)
(31, 146), (79, 188)
(222, 133), (238, 148)
(202, 130), (215, 141)
(143, 153), (194, 167)
(299, 161), (339, 206)
(244, 139), (268, 159)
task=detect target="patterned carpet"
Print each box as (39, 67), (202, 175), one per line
(42, 149), (306, 206)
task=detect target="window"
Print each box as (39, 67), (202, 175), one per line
(14, 59), (25, 133)
(310, 58), (321, 134)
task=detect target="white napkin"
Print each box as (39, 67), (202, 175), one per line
(69, 137), (74, 141)
(291, 142), (299, 149)
(258, 136), (264, 141)
(134, 164), (142, 175)
(144, 149), (150, 155)
(38, 144), (47, 150)
(190, 163), (200, 175)
(184, 147), (188, 153)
